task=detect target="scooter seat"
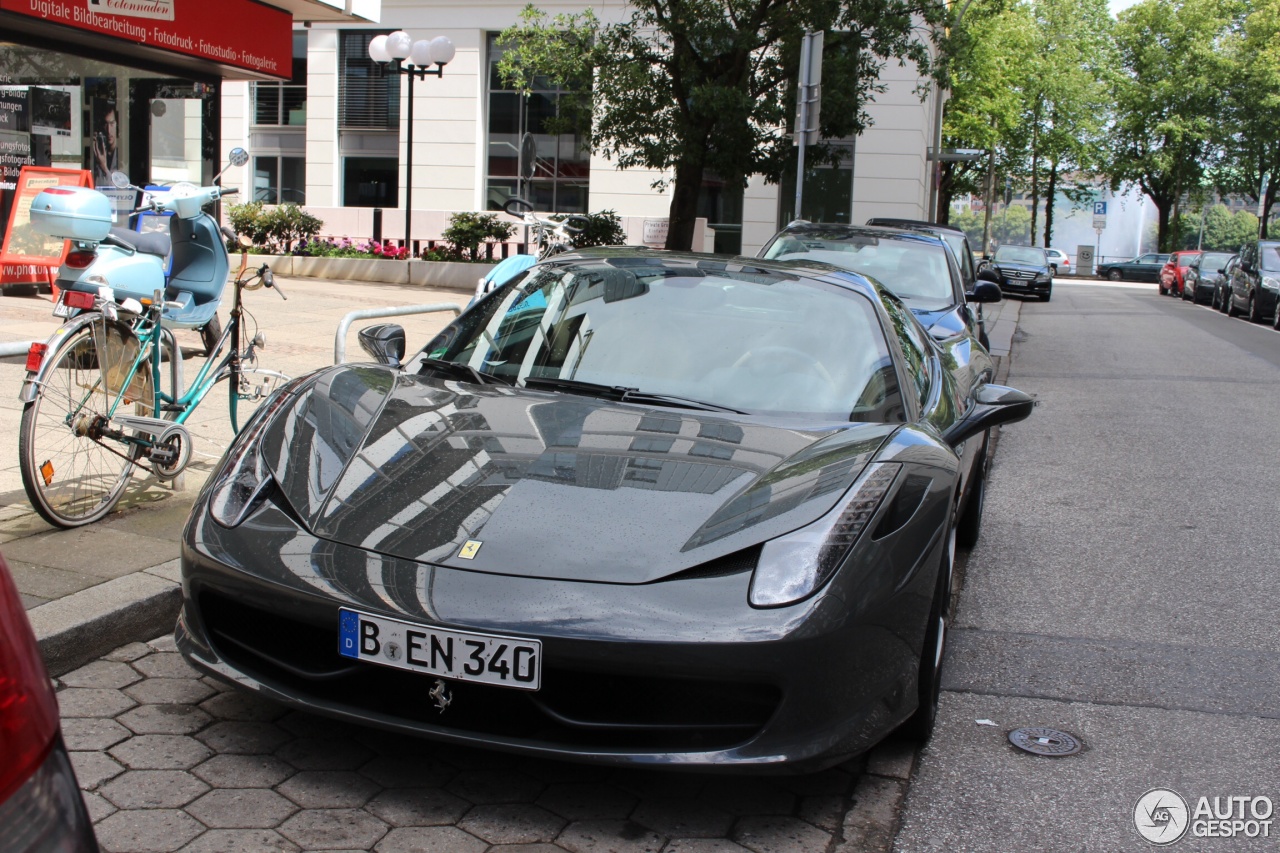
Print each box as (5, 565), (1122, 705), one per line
(162, 289), (219, 331)
(111, 227), (171, 259)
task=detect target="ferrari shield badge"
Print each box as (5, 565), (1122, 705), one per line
(458, 540), (482, 560)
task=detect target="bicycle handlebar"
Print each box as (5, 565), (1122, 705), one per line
(262, 266), (287, 301)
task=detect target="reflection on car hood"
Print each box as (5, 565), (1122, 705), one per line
(260, 366), (896, 584)
(910, 304), (966, 339)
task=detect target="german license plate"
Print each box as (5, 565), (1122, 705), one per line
(338, 608), (541, 690)
(52, 293), (74, 318)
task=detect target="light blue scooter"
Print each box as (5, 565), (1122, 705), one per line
(468, 197), (588, 306)
(48, 148), (251, 353)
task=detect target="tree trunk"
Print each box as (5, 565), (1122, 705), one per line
(1029, 97), (1041, 247)
(937, 162), (955, 226)
(1263, 180), (1278, 239)
(981, 155), (995, 256)
(1155, 199), (1173, 252)
(665, 153), (705, 251)
(1044, 161), (1058, 249)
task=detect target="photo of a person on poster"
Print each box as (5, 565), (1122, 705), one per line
(90, 99), (118, 187)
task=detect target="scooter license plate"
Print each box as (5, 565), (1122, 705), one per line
(52, 290), (94, 318)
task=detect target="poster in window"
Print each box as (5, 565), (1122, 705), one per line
(89, 95), (120, 188)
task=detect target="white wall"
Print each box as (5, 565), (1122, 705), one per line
(229, 0), (938, 247)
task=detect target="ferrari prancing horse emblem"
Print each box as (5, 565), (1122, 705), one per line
(429, 679), (452, 713)
(458, 540), (482, 559)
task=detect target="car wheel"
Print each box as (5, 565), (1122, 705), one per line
(1211, 289), (1220, 310)
(896, 528), (953, 743)
(956, 445), (988, 549)
(1109, 270), (1122, 282)
(1181, 283), (1192, 301)
(1041, 288), (1052, 302)
(1228, 294), (1241, 317)
(1220, 290), (1231, 314)
(1249, 293), (1262, 323)
(1273, 302), (1280, 331)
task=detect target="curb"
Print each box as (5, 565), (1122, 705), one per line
(29, 560), (181, 677)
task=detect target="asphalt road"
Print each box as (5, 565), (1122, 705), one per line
(897, 282), (1280, 851)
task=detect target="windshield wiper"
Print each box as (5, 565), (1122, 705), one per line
(418, 357), (502, 386)
(521, 376), (748, 414)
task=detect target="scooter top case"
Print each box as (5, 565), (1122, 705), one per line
(29, 187), (114, 242)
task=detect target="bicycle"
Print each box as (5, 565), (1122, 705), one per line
(17, 239), (288, 528)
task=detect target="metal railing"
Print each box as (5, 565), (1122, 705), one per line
(334, 303), (463, 364)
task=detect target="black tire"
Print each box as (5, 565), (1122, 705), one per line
(1220, 289), (1231, 314)
(1041, 288), (1052, 302)
(1109, 269), (1123, 282)
(18, 317), (153, 528)
(956, 447), (988, 549)
(897, 528), (953, 743)
(200, 312), (222, 356)
(1157, 281), (1167, 295)
(1273, 301), (1280, 331)
(1211, 288), (1220, 310)
(1228, 294), (1241, 317)
(1181, 283), (1192, 301)
(1248, 293), (1262, 323)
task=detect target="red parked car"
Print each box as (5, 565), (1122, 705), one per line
(0, 553), (100, 852)
(1159, 250), (1201, 296)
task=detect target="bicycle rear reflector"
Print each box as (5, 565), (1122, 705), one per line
(25, 343), (47, 372)
(39, 461), (54, 486)
(63, 290), (95, 310)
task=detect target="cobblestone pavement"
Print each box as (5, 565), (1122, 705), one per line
(61, 634), (915, 853)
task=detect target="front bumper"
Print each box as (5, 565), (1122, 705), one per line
(178, 496), (937, 772)
(998, 277), (1051, 296)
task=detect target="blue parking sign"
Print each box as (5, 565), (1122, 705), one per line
(1094, 201), (1107, 215)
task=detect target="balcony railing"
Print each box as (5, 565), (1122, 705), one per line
(252, 83), (308, 126)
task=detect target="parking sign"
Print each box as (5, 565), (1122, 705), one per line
(1093, 201), (1107, 216)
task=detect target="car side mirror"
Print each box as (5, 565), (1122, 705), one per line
(976, 267), (1001, 284)
(358, 323), (406, 367)
(966, 280), (1002, 304)
(941, 384), (1036, 448)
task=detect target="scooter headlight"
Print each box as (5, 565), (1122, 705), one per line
(749, 463), (900, 608)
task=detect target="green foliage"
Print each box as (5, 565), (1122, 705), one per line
(226, 202), (323, 253)
(226, 201), (271, 247)
(1108, 0), (1232, 251)
(443, 212), (517, 262)
(497, 0), (945, 250)
(568, 210), (626, 249)
(1178, 204), (1259, 252)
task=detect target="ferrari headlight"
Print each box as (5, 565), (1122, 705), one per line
(208, 391), (293, 527)
(749, 463), (900, 608)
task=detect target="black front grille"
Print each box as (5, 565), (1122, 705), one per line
(200, 591), (779, 754)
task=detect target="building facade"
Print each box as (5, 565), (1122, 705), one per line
(219, 0), (941, 256)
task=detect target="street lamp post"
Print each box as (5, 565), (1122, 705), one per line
(368, 31), (455, 258)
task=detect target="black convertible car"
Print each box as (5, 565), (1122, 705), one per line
(177, 251), (1033, 770)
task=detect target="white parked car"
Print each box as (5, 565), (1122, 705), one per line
(1045, 248), (1070, 274)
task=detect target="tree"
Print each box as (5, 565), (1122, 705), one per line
(1022, 0), (1114, 248)
(936, 0), (1038, 232)
(1107, 0), (1231, 251)
(497, 0), (946, 251)
(1216, 0), (1280, 237)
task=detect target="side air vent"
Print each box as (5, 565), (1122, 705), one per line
(872, 474), (931, 540)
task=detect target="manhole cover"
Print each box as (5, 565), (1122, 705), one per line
(1008, 727), (1082, 756)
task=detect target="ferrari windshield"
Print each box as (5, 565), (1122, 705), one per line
(993, 245), (1047, 265)
(418, 259), (906, 421)
(762, 231), (955, 305)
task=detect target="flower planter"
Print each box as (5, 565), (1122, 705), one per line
(243, 256), (496, 292)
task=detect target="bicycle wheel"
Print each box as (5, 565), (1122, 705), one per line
(19, 316), (155, 527)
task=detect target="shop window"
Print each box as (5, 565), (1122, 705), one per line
(344, 157), (398, 208)
(485, 33), (590, 214)
(339, 31), (399, 130)
(251, 32), (308, 126)
(254, 156), (305, 204)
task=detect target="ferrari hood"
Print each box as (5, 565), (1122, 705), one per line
(260, 366), (895, 584)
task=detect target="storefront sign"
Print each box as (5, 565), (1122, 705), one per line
(0, 165), (91, 285)
(2, 0), (292, 79)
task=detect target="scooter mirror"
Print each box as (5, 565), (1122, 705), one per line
(110, 170), (131, 189)
(228, 148), (249, 168)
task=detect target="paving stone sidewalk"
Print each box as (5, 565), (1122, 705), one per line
(61, 632), (915, 853)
